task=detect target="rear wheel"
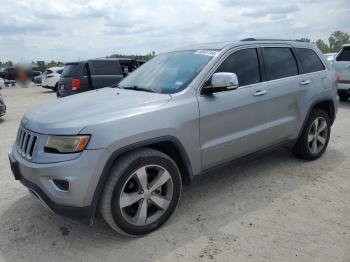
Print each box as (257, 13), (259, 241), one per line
(292, 109), (330, 160)
(100, 148), (182, 236)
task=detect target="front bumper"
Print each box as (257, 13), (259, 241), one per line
(9, 147), (110, 224)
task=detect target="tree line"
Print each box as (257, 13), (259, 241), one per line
(1, 31), (349, 69)
(299, 30), (349, 53)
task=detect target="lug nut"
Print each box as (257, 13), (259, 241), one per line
(140, 190), (144, 194)
(140, 198), (144, 202)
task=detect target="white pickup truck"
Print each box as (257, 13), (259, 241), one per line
(334, 44), (350, 101)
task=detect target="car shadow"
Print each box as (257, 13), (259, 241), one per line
(0, 147), (346, 261)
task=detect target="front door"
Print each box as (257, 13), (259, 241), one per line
(198, 47), (273, 170)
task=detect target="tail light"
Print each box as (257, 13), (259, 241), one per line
(336, 73), (340, 83)
(71, 79), (80, 90)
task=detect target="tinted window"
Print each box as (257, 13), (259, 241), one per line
(336, 47), (350, 61)
(295, 48), (325, 73)
(91, 61), (122, 75)
(57, 69), (63, 74)
(216, 48), (260, 86)
(262, 47), (298, 80)
(44, 70), (53, 75)
(62, 64), (80, 77)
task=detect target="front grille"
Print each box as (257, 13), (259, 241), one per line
(16, 127), (38, 159)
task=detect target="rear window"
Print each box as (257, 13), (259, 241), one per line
(90, 61), (122, 75)
(336, 47), (350, 61)
(295, 48), (325, 73)
(62, 64), (80, 77)
(262, 47), (298, 81)
(44, 70), (53, 75)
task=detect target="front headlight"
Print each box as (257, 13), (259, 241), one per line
(45, 135), (90, 153)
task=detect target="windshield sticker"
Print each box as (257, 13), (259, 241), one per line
(194, 50), (219, 57)
(175, 81), (183, 86)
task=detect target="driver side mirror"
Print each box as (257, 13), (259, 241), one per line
(202, 72), (239, 95)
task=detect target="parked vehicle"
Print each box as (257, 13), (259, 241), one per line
(324, 53), (337, 64)
(0, 92), (6, 117)
(333, 44), (350, 101)
(33, 74), (42, 85)
(57, 59), (143, 97)
(0, 78), (5, 89)
(41, 67), (63, 91)
(31, 71), (42, 83)
(9, 39), (338, 236)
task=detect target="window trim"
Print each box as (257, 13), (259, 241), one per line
(199, 46), (263, 94)
(294, 47), (326, 75)
(260, 46), (300, 81)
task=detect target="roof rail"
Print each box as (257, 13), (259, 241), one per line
(240, 38), (305, 42)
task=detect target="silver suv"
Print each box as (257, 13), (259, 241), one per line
(333, 44), (350, 101)
(9, 39), (338, 236)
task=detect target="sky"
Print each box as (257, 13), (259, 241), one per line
(0, 0), (349, 63)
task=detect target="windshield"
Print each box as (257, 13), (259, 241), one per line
(118, 50), (218, 94)
(62, 64), (80, 77)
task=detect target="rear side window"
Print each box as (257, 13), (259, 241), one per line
(62, 64), (80, 77)
(262, 47), (298, 81)
(295, 48), (325, 73)
(216, 48), (261, 86)
(90, 61), (122, 75)
(44, 70), (53, 75)
(336, 47), (350, 61)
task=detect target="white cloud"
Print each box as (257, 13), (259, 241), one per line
(0, 0), (349, 62)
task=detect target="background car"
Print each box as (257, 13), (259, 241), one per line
(0, 78), (5, 89)
(324, 53), (337, 64)
(57, 59), (143, 97)
(0, 92), (6, 117)
(33, 72), (43, 85)
(41, 67), (63, 91)
(333, 44), (350, 101)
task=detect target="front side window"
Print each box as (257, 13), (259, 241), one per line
(336, 47), (350, 61)
(216, 48), (261, 86)
(262, 47), (298, 81)
(118, 50), (217, 94)
(295, 48), (325, 73)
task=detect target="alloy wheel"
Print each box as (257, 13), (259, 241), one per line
(308, 117), (328, 154)
(119, 165), (173, 226)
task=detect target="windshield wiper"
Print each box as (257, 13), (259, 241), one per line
(122, 86), (156, 93)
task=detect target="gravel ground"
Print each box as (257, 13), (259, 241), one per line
(0, 86), (350, 262)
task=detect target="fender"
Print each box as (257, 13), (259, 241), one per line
(88, 135), (194, 221)
(297, 97), (335, 139)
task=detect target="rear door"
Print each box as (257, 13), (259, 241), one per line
(260, 46), (304, 142)
(89, 60), (124, 89)
(334, 46), (350, 87)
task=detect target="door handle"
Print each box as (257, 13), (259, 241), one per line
(300, 80), (311, 85)
(254, 90), (267, 96)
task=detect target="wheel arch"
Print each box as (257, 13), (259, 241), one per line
(90, 136), (193, 218)
(298, 98), (336, 138)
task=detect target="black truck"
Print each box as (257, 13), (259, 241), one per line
(57, 58), (144, 97)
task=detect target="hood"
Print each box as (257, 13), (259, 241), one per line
(22, 88), (171, 134)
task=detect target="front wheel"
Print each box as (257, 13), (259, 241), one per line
(100, 148), (182, 236)
(292, 109), (331, 160)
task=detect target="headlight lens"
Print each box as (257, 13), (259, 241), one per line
(45, 135), (90, 153)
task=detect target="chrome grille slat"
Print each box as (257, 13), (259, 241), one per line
(16, 126), (38, 159)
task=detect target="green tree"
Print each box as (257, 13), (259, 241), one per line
(299, 38), (311, 43)
(329, 31), (350, 52)
(315, 39), (330, 53)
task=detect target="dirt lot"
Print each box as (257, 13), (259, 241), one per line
(0, 86), (349, 262)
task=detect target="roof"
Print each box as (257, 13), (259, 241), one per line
(343, 44), (350, 47)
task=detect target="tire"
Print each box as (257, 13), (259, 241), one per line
(292, 109), (331, 160)
(339, 93), (350, 102)
(100, 148), (182, 236)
